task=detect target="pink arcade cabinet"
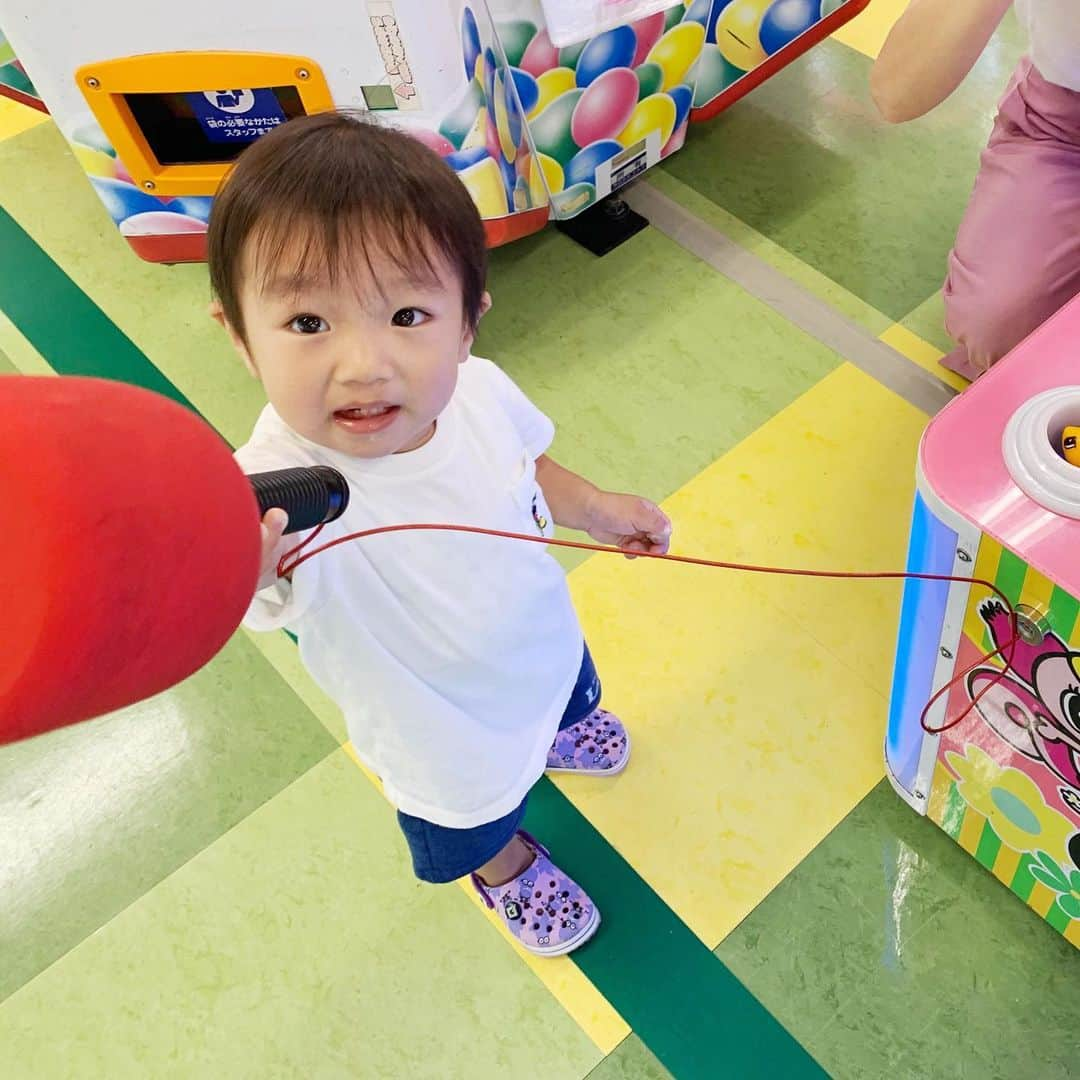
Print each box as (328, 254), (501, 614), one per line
(888, 295), (1080, 948)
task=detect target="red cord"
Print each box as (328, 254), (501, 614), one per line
(278, 523), (1019, 736)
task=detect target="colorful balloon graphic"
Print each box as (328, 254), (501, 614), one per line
(692, 47), (747, 106)
(575, 25), (638, 87)
(552, 182), (596, 216)
(668, 83), (693, 131)
(564, 139), (624, 188)
(759, 0), (820, 55)
(410, 128), (457, 157)
(631, 12), (667, 66)
(510, 67), (539, 115)
(530, 152), (565, 202)
(118, 211), (207, 237)
(496, 20), (538, 68)
(530, 67), (577, 118)
(634, 61), (665, 99)
(571, 66), (640, 146)
(646, 21), (707, 91)
(682, 0), (714, 27)
(520, 28), (561, 77)
(461, 7), (481, 81)
(529, 89), (585, 166)
(617, 92), (678, 149)
(71, 143), (119, 179)
(715, 0), (772, 69)
(458, 156), (510, 218)
(90, 176), (172, 226)
(439, 80), (486, 148)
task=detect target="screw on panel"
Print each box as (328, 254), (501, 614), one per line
(143, 180), (156, 191)
(940, 647), (953, 660)
(957, 549), (972, 563)
(1014, 604), (1050, 647)
(296, 68), (311, 80)
(85, 77), (100, 89)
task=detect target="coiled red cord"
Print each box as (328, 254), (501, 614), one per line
(278, 523), (1018, 736)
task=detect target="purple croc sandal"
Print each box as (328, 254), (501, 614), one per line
(472, 831), (600, 957)
(546, 709), (630, 775)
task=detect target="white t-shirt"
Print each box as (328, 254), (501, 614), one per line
(235, 356), (584, 829)
(1016, 0), (1080, 91)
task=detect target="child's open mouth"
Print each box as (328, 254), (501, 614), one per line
(333, 404), (400, 433)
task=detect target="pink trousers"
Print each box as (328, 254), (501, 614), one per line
(942, 59), (1080, 379)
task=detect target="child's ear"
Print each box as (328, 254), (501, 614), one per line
(460, 292), (492, 360)
(209, 300), (259, 379)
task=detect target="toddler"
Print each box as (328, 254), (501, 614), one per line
(208, 112), (671, 956)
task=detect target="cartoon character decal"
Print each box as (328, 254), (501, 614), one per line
(968, 601), (1080, 805)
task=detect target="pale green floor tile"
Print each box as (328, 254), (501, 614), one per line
(662, 22), (1025, 322)
(0, 122), (262, 446)
(0, 632), (337, 1002)
(0, 750), (601, 1080)
(901, 290), (953, 355)
(588, 1035), (671, 1080)
(642, 170), (894, 338)
(480, 226), (841, 571)
(716, 782), (1079, 1079)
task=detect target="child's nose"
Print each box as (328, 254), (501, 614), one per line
(336, 335), (391, 383)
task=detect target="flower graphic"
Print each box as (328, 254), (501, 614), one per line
(945, 744), (1075, 862)
(1028, 851), (1080, 920)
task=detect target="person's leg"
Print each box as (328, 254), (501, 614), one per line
(397, 802), (601, 956)
(546, 642), (630, 774)
(943, 60), (1080, 377)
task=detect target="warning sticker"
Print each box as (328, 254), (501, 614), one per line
(186, 88), (287, 144)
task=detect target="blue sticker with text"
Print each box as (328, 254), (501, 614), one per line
(186, 88), (286, 144)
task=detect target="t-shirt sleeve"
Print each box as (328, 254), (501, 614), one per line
(234, 435), (324, 631)
(469, 356), (555, 459)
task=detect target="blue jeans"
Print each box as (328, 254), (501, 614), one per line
(397, 643), (601, 883)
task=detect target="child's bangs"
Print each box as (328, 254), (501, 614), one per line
(248, 203), (448, 302)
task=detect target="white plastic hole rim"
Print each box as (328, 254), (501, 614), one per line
(1002, 385), (1080, 520)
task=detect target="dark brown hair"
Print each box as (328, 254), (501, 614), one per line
(207, 111), (488, 344)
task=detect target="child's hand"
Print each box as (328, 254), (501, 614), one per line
(585, 492), (672, 558)
(258, 508), (291, 590)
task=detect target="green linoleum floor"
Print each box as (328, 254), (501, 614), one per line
(718, 781), (1079, 1080)
(0, 751), (602, 1079)
(661, 29), (1025, 324)
(0, 632), (338, 1002)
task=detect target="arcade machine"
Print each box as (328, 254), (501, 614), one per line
(0, 0), (869, 262)
(888, 295), (1080, 949)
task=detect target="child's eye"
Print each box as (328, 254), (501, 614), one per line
(391, 308), (428, 328)
(289, 314), (329, 335)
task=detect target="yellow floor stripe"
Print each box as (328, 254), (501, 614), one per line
(880, 322), (967, 393)
(340, 747), (630, 1053)
(833, 0), (910, 60)
(0, 97), (48, 141)
(564, 362), (926, 948)
(0, 307), (53, 375)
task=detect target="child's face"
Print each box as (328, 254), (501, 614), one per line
(220, 234), (488, 458)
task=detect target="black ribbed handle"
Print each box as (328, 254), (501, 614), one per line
(247, 466), (350, 534)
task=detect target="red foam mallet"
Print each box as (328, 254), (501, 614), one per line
(1, 376), (262, 743)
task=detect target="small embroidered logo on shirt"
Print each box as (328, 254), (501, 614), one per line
(532, 495), (549, 534)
